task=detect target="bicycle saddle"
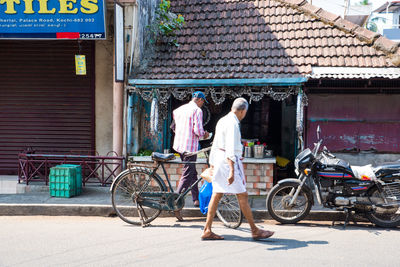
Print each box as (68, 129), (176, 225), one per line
(151, 152), (176, 162)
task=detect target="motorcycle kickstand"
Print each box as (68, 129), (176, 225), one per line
(343, 208), (357, 229)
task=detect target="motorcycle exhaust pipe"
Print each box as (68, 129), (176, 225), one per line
(334, 197), (399, 214)
(355, 197), (399, 214)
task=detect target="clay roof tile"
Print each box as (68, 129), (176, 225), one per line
(334, 18), (359, 33)
(316, 9), (340, 24)
(353, 27), (380, 44)
(390, 49), (400, 66)
(132, 0), (398, 80)
(301, 2), (321, 16)
(373, 36), (400, 54)
(285, 0), (307, 6)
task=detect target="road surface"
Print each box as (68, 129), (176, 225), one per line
(0, 216), (398, 267)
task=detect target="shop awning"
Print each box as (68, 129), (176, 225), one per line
(308, 67), (400, 79)
(128, 78), (308, 88)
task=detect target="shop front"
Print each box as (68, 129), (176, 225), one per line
(0, 40), (96, 175)
(124, 0), (400, 195)
(0, 0), (114, 176)
(126, 78), (307, 195)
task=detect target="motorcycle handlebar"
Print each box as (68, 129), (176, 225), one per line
(312, 139), (323, 156)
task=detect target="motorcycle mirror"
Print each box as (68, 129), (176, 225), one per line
(317, 125), (321, 140)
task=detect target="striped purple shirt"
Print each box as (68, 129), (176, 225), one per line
(172, 101), (205, 153)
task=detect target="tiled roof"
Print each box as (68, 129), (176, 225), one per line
(133, 0), (400, 80)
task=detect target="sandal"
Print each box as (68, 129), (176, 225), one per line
(252, 229), (274, 240)
(201, 232), (224, 241)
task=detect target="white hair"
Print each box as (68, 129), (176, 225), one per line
(231, 97), (249, 111)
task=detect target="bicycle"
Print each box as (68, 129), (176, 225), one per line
(110, 147), (243, 228)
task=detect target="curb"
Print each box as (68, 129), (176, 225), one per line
(0, 204), (115, 217)
(0, 203), (347, 221)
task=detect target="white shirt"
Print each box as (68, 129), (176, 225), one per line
(210, 112), (243, 164)
(209, 112), (246, 194)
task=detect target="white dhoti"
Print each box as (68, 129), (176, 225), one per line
(212, 149), (246, 194)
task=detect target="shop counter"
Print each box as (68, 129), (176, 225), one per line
(128, 156), (276, 195)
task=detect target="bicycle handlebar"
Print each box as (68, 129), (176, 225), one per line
(184, 146), (212, 157)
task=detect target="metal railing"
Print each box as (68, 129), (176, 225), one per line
(18, 150), (124, 186)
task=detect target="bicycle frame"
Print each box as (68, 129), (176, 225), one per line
(153, 151), (210, 206)
(111, 146), (243, 228)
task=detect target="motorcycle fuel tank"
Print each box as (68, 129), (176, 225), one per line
(318, 170), (371, 193)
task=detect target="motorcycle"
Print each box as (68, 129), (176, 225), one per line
(266, 126), (400, 228)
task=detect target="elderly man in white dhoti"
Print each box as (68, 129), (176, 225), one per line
(201, 97), (275, 240)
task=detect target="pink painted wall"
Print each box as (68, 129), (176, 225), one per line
(306, 94), (400, 153)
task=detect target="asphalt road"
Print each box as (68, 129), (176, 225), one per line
(0, 216), (399, 267)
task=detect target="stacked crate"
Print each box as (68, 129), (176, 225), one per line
(49, 164), (82, 198)
(58, 164), (82, 196)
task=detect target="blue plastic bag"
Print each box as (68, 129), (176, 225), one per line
(199, 181), (213, 214)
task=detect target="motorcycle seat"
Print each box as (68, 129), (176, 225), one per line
(351, 165), (376, 180)
(151, 152), (176, 162)
(374, 162), (400, 174)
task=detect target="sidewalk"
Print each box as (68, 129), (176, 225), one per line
(0, 176), (345, 221)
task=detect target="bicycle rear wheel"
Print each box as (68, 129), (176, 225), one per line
(111, 167), (166, 225)
(216, 194), (243, 229)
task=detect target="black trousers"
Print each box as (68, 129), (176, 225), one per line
(177, 153), (198, 202)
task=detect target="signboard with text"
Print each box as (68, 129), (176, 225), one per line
(0, 0), (106, 39)
(75, 55), (86, 75)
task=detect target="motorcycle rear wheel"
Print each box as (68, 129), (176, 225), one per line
(365, 186), (400, 228)
(267, 182), (313, 224)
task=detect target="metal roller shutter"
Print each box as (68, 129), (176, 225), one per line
(0, 40), (95, 175)
(306, 94), (400, 153)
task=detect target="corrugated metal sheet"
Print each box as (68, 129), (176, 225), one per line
(0, 40), (95, 174)
(307, 94), (400, 153)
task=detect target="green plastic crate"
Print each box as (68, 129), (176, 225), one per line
(49, 166), (76, 198)
(58, 164), (82, 196)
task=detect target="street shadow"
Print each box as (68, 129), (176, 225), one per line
(275, 221), (400, 235)
(148, 224), (205, 229)
(128, 217), (207, 229)
(222, 234), (328, 251)
(123, 223), (204, 229)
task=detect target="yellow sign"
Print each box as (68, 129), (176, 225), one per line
(75, 55), (86, 75)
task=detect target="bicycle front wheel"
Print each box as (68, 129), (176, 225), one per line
(111, 167), (166, 225)
(216, 194), (243, 229)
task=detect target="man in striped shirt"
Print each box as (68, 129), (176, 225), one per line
(172, 91), (209, 221)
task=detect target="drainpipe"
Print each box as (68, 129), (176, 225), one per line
(113, 47), (124, 174)
(344, 0), (350, 18)
(387, 2), (392, 28)
(132, 94), (140, 154)
(126, 93), (134, 155)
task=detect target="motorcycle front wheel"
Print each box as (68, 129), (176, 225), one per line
(266, 182), (313, 224)
(365, 186), (400, 228)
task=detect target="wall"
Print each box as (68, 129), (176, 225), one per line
(333, 153), (400, 167)
(94, 0), (160, 157)
(306, 93), (400, 166)
(95, 39), (114, 156)
(129, 0), (164, 154)
(307, 94), (400, 151)
(131, 0), (159, 73)
(128, 161), (274, 195)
